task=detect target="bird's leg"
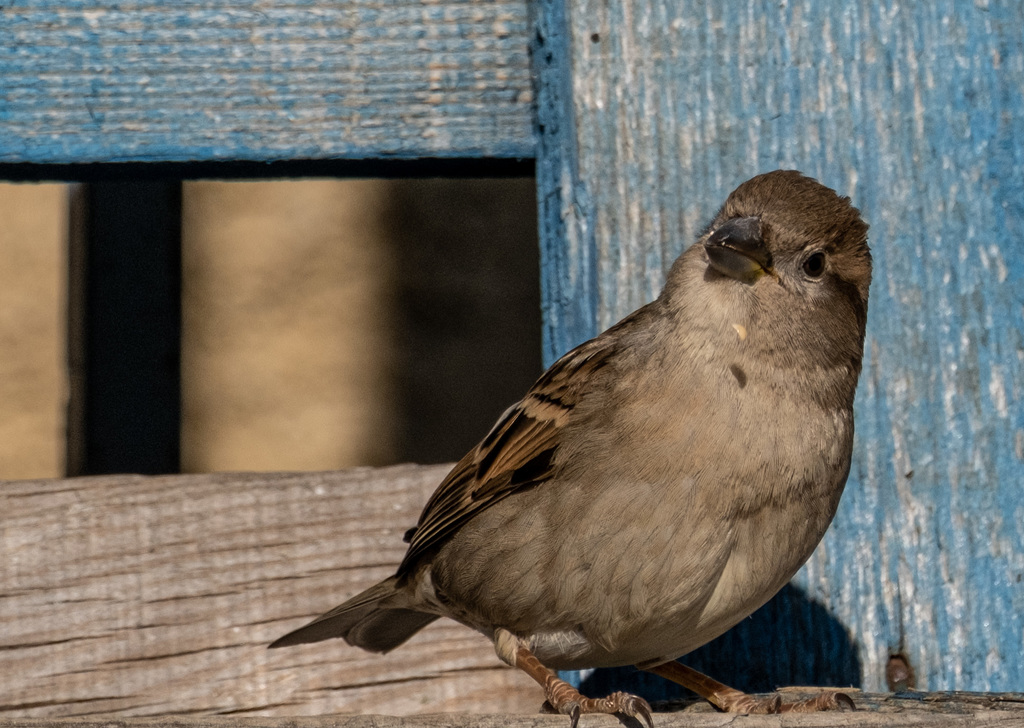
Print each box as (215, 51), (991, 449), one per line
(641, 660), (855, 714)
(494, 630), (652, 728)
(514, 647), (654, 728)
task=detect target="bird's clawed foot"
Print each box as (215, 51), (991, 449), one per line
(510, 642), (653, 728)
(775, 690), (856, 713)
(642, 659), (855, 714)
(544, 683), (653, 728)
(710, 689), (854, 714)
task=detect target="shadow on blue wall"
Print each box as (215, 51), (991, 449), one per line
(576, 583), (861, 703)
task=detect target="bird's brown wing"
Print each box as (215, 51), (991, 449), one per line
(396, 332), (618, 576)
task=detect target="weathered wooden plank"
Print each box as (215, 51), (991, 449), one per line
(0, 713), (1013, 728)
(5, 469), (1024, 721)
(535, 0), (1024, 696)
(0, 466), (538, 716)
(0, 0), (533, 165)
(5, 691), (1024, 726)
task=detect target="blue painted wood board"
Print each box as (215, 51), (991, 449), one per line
(534, 0), (1024, 695)
(0, 0), (533, 164)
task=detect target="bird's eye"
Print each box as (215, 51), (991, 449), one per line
(802, 252), (826, 278)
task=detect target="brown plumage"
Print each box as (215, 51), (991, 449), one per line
(271, 170), (871, 724)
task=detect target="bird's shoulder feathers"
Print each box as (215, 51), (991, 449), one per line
(396, 306), (658, 575)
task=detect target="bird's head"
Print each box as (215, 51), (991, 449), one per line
(668, 170), (872, 385)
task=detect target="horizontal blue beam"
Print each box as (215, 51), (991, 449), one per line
(0, 0), (535, 168)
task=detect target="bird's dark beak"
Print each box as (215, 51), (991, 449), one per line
(704, 216), (772, 282)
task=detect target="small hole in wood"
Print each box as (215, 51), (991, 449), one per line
(590, 32), (600, 43)
(886, 653), (916, 692)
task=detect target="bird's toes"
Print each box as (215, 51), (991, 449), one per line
(835, 692), (857, 711)
(750, 693), (784, 714)
(603, 691), (653, 727)
(567, 702), (582, 728)
(779, 690), (856, 713)
(628, 695), (654, 728)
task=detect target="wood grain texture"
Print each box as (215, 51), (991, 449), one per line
(5, 691), (1024, 726)
(0, 466), (539, 717)
(0, 0), (532, 164)
(2, 472), (1024, 720)
(534, 0), (1024, 695)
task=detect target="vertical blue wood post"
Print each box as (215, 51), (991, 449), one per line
(533, 0), (1024, 696)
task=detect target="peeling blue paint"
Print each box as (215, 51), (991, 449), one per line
(537, 0), (1024, 695)
(0, 0), (534, 163)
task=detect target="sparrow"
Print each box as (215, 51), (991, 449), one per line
(271, 170), (871, 725)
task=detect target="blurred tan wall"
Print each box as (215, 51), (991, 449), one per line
(181, 180), (397, 472)
(0, 183), (66, 479)
(0, 178), (538, 480)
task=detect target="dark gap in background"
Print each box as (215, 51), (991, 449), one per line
(383, 178), (541, 464)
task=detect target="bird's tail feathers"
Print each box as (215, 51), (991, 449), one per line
(269, 576), (439, 652)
